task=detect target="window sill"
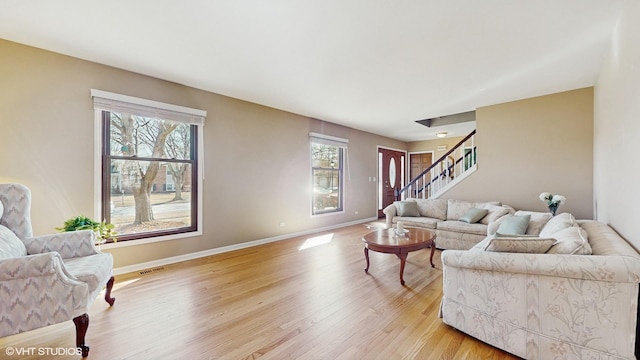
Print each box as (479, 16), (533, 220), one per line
(311, 210), (345, 217)
(99, 229), (202, 249)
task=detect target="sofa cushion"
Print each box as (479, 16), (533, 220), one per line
(446, 199), (475, 220)
(539, 212), (576, 238)
(479, 235), (556, 253)
(415, 198), (448, 220)
(477, 204), (510, 225)
(63, 253), (114, 294)
(514, 210), (553, 235)
(496, 214), (530, 235)
(0, 224), (27, 260)
(395, 200), (420, 217)
(547, 226), (592, 255)
(393, 216), (438, 229)
(437, 220), (488, 236)
(458, 208), (488, 224)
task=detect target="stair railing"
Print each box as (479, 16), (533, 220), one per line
(395, 130), (476, 200)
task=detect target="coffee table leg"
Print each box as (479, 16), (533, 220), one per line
(430, 239), (436, 268)
(364, 247), (370, 273)
(398, 252), (407, 285)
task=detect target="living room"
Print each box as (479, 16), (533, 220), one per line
(1, 1), (639, 359)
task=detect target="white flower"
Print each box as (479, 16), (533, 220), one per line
(539, 192), (566, 205)
(539, 192), (552, 201)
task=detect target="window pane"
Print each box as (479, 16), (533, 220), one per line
(108, 159), (193, 236)
(311, 143), (340, 168)
(109, 112), (191, 160)
(313, 169), (340, 212)
(311, 142), (343, 215)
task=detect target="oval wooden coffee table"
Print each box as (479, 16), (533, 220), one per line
(362, 227), (436, 285)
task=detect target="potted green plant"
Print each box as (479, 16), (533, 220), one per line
(57, 216), (117, 245)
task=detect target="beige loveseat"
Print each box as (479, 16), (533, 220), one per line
(383, 198), (514, 250)
(440, 212), (640, 359)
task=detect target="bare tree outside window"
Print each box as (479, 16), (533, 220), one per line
(104, 111), (196, 239)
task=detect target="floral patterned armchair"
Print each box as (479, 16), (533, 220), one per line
(0, 184), (115, 357)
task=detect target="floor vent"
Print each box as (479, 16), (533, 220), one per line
(139, 266), (165, 275)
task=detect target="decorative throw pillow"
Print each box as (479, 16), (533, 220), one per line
(514, 211), (552, 235)
(458, 208), (489, 224)
(446, 199), (475, 220)
(496, 214), (531, 235)
(547, 226), (592, 255)
(0, 224), (27, 260)
(478, 204), (510, 225)
(395, 201), (420, 217)
(539, 212), (576, 238)
(484, 236), (557, 253)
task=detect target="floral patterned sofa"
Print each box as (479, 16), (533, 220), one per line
(440, 214), (640, 359)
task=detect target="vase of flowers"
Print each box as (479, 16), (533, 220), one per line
(539, 192), (566, 216)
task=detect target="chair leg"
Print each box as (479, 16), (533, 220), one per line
(105, 276), (115, 306)
(73, 313), (90, 358)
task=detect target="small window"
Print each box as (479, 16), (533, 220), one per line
(310, 133), (347, 215)
(92, 90), (205, 242)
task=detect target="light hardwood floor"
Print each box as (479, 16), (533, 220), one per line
(0, 222), (520, 359)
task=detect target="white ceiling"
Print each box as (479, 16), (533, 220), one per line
(0, 0), (625, 141)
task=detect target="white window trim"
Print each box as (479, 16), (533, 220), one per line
(91, 89), (206, 125)
(92, 89), (205, 246)
(309, 132), (348, 148)
(309, 133), (348, 217)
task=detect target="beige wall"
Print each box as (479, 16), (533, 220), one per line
(408, 136), (466, 156)
(0, 26), (620, 269)
(0, 39), (406, 268)
(594, 1), (640, 250)
(442, 88), (594, 219)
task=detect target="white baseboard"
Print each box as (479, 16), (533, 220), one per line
(113, 216), (378, 276)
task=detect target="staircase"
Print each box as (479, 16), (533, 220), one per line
(396, 130), (477, 200)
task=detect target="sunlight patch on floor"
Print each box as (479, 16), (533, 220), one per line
(105, 277), (141, 293)
(298, 233), (333, 250)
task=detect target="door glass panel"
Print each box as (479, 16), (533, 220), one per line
(389, 158), (396, 188)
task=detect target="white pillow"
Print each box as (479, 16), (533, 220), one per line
(539, 212), (576, 238)
(0, 199), (4, 220)
(477, 204), (509, 225)
(547, 226), (592, 255)
(0, 224), (27, 259)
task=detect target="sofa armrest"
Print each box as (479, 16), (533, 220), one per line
(0, 252), (82, 283)
(442, 250), (640, 283)
(0, 253), (90, 337)
(382, 203), (397, 229)
(23, 230), (100, 259)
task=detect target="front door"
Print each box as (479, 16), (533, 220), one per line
(378, 148), (405, 217)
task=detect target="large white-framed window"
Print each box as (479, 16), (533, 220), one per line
(310, 132), (347, 215)
(92, 89), (205, 243)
